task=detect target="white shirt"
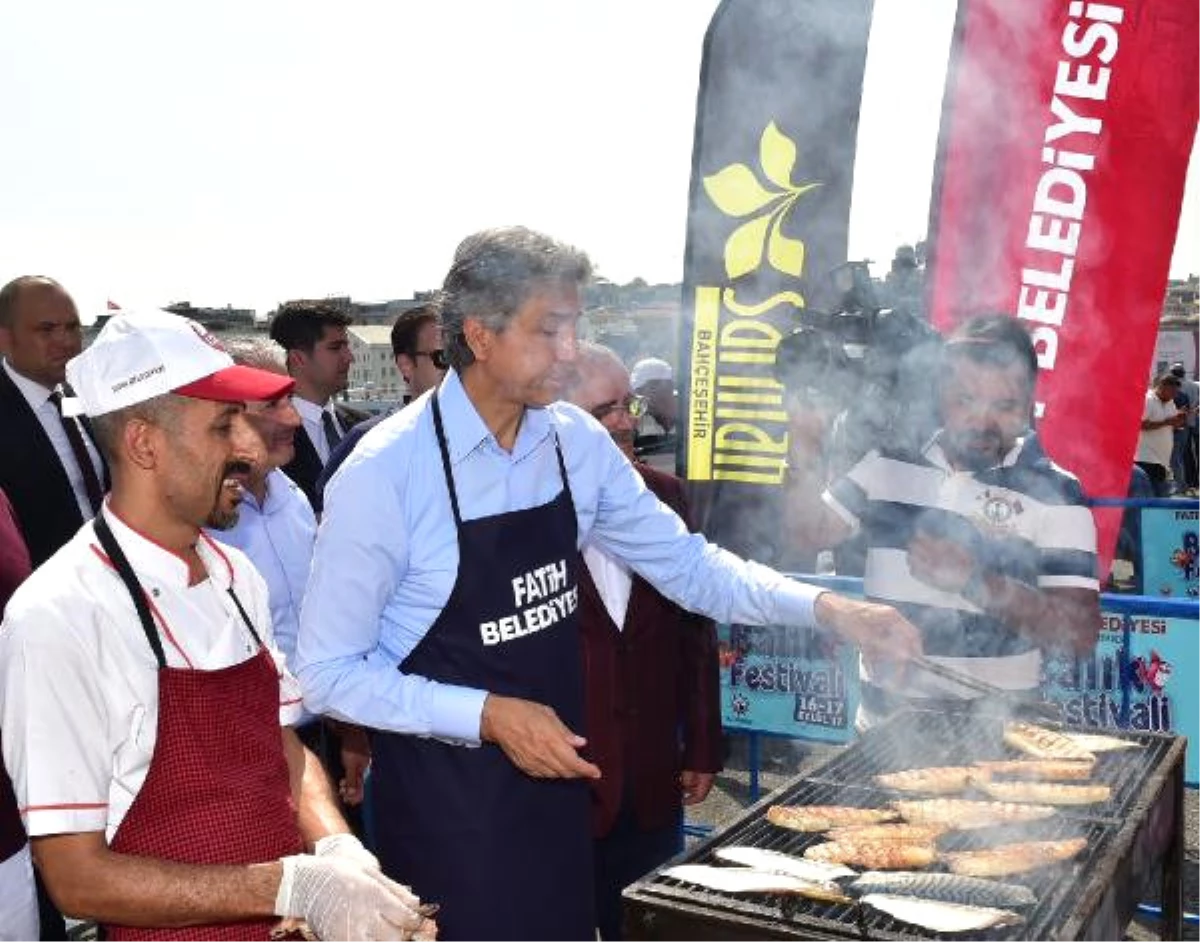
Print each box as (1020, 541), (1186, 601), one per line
(293, 395), (343, 465)
(0, 505), (303, 842)
(1136, 392), (1178, 468)
(582, 543), (633, 629)
(3, 358), (104, 520)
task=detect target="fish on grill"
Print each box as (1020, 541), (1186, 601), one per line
(1003, 722), (1095, 761)
(662, 864), (851, 902)
(891, 798), (1057, 829)
(713, 846), (856, 881)
(766, 804), (897, 832)
(803, 840), (936, 870)
(973, 759), (1095, 780)
(942, 837), (1088, 876)
(825, 823), (948, 844)
(849, 871), (1037, 909)
(874, 766), (975, 794)
(976, 778), (1111, 806)
(1061, 731), (1143, 753)
(860, 894), (1025, 933)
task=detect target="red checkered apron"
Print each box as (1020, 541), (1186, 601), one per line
(94, 517), (304, 941)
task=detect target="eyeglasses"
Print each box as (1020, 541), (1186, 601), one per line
(590, 395), (648, 422)
(413, 349), (449, 370)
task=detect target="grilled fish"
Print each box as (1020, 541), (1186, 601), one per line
(766, 804), (897, 832)
(713, 846), (856, 881)
(973, 759), (1095, 781)
(803, 840), (936, 870)
(942, 837), (1088, 877)
(875, 767), (975, 794)
(662, 865), (850, 901)
(1003, 722), (1095, 761)
(891, 798), (1057, 829)
(861, 894), (1025, 933)
(976, 778), (1111, 806)
(849, 871), (1037, 909)
(825, 823), (948, 844)
(1061, 731), (1143, 753)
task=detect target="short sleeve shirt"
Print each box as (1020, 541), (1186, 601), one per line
(0, 506), (303, 842)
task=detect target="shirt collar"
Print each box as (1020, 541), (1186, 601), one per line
(97, 502), (235, 592)
(925, 431), (1027, 472)
(3, 358), (56, 410)
(292, 395), (330, 424)
(435, 369), (554, 466)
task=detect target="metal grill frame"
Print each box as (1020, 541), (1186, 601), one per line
(623, 710), (1185, 940)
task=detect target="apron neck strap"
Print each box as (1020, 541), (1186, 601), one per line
(94, 513), (168, 669)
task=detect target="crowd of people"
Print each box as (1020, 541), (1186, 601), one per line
(0, 223), (1126, 940)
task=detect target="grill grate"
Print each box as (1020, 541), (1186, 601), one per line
(629, 711), (1181, 940)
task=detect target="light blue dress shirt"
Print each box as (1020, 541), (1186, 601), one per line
(209, 468), (316, 665)
(295, 368), (825, 744)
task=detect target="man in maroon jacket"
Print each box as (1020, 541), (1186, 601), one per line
(565, 343), (722, 940)
(0, 488), (37, 938)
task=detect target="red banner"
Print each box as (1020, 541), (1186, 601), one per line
(927, 0), (1198, 571)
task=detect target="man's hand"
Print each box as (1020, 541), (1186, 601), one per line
(479, 695), (601, 780)
(906, 530), (978, 595)
(314, 833), (379, 873)
(276, 854), (434, 941)
(813, 593), (923, 664)
(337, 724), (371, 807)
(680, 770), (716, 806)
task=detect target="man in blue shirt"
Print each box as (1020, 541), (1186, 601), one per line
(296, 226), (922, 941)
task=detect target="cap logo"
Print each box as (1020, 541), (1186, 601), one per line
(112, 363), (166, 394)
(188, 320), (225, 351)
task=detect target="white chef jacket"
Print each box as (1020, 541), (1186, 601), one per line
(0, 504), (303, 843)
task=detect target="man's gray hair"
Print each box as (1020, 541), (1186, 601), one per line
(440, 226), (592, 371)
(221, 336), (288, 375)
(562, 341), (624, 396)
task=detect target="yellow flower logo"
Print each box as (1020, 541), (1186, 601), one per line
(702, 122), (821, 281)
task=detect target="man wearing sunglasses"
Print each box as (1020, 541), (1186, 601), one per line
(318, 302), (446, 502)
(565, 342), (721, 941)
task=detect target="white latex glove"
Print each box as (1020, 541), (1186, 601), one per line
(276, 854), (429, 941)
(314, 832), (381, 872)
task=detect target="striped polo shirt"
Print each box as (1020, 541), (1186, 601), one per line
(825, 433), (1098, 694)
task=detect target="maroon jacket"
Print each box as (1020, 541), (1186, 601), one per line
(0, 489), (33, 860)
(579, 463), (723, 837)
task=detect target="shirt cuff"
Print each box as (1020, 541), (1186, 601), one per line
(428, 684), (490, 745)
(774, 575), (827, 629)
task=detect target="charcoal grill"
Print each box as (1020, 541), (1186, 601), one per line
(624, 709), (1185, 940)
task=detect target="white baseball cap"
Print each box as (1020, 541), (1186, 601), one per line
(66, 309), (294, 416)
(630, 357), (673, 390)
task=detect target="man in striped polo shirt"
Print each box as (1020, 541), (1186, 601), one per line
(787, 313), (1100, 726)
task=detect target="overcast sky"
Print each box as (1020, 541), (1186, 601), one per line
(0, 0), (1195, 320)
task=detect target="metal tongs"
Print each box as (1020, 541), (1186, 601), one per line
(910, 655), (1062, 721)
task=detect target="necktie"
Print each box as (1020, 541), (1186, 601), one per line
(50, 391), (104, 512)
(321, 409), (343, 452)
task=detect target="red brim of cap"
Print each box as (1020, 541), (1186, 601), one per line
(173, 364), (295, 403)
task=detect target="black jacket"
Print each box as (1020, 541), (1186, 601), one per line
(282, 402), (369, 512)
(0, 366), (109, 567)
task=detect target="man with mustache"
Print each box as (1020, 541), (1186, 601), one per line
(0, 310), (434, 940)
(205, 338), (372, 809)
(786, 313), (1100, 726)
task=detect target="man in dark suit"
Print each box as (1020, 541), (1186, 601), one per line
(0, 276), (108, 569)
(566, 342), (722, 940)
(0, 275), (99, 939)
(317, 301), (447, 502)
(268, 301), (367, 511)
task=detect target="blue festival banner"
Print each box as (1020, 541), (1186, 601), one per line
(1140, 505), (1199, 600)
(720, 598), (1197, 782)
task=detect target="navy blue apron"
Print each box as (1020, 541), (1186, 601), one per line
(372, 393), (594, 941)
